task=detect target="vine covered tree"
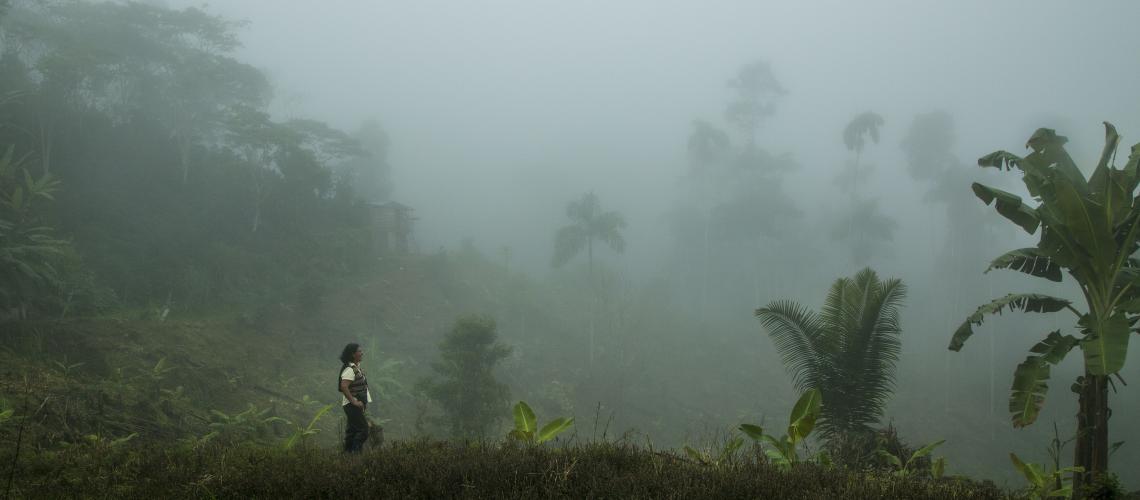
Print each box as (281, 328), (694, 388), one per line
(755, 268), (906, 443)
(948, 123), (1139, 494)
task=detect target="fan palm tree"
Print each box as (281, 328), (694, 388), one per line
(754, 268), (906, 440)
(551, 191), (626, 276)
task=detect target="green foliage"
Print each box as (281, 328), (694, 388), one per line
(51, 355), (84, 377)
(755, 268), (906, 439)
(1009, 452), (1083, 499)
(0, 0), (376, 314)
(419, 315), (512, 439)
(283, 403), (334, 450)
(876, 439), (946, 478)
(0, 138), (68, 317)
(149, 356), (176, 381)
(683, 436), (744, 467)
(738, 388), (824, 470)
(63, 432), (138, 449)
(205, 404), (288, 444)
(361, 354), (407, 401)
(506, 400), (574, 445)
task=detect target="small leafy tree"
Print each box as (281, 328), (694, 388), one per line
(754, 268), (906, 441)
(420, 315), (512, 439)
(948, 123), (1139, 491)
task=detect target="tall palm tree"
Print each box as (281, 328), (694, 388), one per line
(755, 268), (907, 439)
(552, 191), (626, 366)
(551, 191), (626, 276)
(834, 111), (894, 265)
(840, 111), (885, 198)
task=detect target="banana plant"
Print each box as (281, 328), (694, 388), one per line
(683, 437), (744, 467)
(283, 403), (333, 450)
(876, 439), (946, 478)
(506, 400), (573, 445)
(148, 357), (176, 381)
(948, 123), (1140, 486)
(208, 403), (288, 443)
(738, 388), (822, 470)
(0, 140), (67, 316)
(65, 432), (138, 449)
(1010, 452), (1084, 499)
(52, 355), (85, 377)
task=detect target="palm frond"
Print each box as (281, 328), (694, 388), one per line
(566, 192), (599, 224)
(550, 225), (586, 268)
(755, 300), (826, 392)
(843, 111), (885, 153)
(593, 211), (627, 254)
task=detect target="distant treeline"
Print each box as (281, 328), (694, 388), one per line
(0, 1), (392, 318)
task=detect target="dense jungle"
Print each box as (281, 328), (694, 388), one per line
(0, 1), (1138, 498)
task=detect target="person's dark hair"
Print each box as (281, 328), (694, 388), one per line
(339, 343), (360, 364)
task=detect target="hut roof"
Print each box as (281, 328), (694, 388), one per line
(365, 201), (414, 212)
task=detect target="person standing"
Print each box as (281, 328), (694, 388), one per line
(338, 343), (372, 453)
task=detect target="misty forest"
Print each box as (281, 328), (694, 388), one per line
(1, 1), (1138, 498)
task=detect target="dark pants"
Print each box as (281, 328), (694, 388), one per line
(343, 403), (368, 453)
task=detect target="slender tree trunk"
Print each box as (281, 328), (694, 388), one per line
(587, 237), (594, 278)
(179, 137), (191, 185)
(251, 198), (262, 233)
(588, 236), (595, 366)
(701, 210), (710, 324)
(589, 305), (595, 366)
(1072, 373), (1110, 498)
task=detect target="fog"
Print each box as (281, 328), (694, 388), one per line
(156, 0), (1140, 483)
(5, 0), (1140, 490)
(171, 1), (1140, 276)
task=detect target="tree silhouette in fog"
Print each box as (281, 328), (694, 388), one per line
(551, 192), (626, 276)
(832, 111), (896, 265)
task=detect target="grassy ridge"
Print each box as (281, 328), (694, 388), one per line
(10, 441), (1010, 499)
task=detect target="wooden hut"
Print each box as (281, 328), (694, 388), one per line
(365, 201), (416, 254)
